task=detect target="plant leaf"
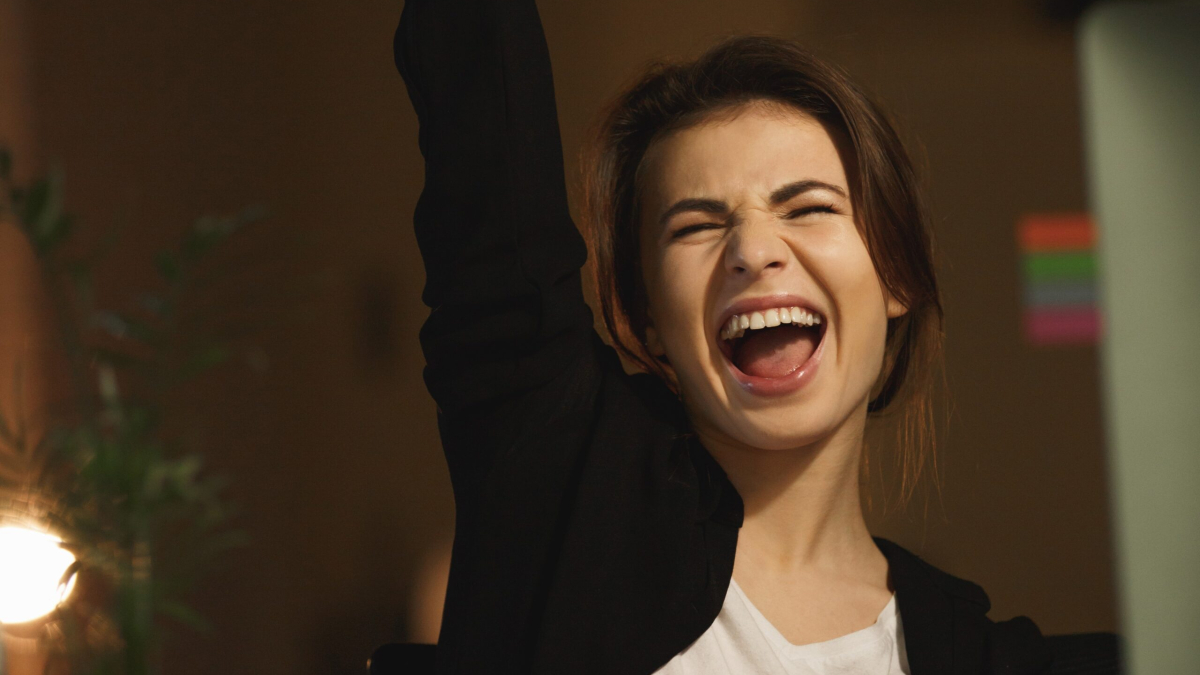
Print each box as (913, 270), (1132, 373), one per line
(155, 250), (181, 282)
(157, 600), (212, 632)
(20, 170), (70, 255)
(178, 344), (229, 379)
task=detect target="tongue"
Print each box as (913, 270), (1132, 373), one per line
(733, 325), (819, 378)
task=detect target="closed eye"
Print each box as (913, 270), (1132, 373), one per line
(785, 204), (838, 219)
(670, 204), (837, 239)
(670, 223), (723, 239)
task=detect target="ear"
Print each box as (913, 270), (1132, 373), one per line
(885, 291), (909, 320)
(644, 322), (666, 358)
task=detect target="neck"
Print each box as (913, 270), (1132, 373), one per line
(698, 402), (877, 576)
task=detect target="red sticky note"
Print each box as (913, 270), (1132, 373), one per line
(1019, 213), (1095, 252)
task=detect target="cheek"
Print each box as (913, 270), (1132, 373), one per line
(645, 250), (712, 354)
(818, 235), (890, 352)
(655, 253), (696, 308)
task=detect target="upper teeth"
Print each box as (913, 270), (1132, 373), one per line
(720, 306), (822, 341)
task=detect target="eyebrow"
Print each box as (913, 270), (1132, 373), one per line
(769, 179), (846, 204)
(658, 179), (847, 227)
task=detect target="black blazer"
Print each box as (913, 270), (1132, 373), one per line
(394, 0), (1054, 672)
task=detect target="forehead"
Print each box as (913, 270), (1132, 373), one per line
(640, 103), (848, 206)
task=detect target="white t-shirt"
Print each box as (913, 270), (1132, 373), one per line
(654, 578), (910, 674)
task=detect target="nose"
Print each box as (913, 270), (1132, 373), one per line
(723, 218), (789, 278)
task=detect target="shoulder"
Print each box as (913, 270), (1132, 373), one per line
(874, 537), (1054, 674)
(874, 537), (991, 609)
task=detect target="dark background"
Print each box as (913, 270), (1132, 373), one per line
(0, 1), (1115, 673)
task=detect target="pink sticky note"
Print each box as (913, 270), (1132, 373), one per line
(1024, 307), (1102, 344)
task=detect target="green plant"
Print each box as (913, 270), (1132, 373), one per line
(0, 147), (253, 675)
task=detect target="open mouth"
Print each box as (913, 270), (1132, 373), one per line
(717, 305), (827, 387)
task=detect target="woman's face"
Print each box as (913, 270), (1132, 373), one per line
(638, 102), (903, 451)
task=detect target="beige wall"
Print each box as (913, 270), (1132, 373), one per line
(2, 2), (51, 673)
(0, 0), (43, 424)
(12, 1), (1114, 673)
(0, 0), (51, 501)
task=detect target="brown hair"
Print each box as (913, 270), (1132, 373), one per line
(582, 36), (943, 502)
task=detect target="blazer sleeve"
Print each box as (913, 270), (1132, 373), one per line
(395, 0), (598, 497)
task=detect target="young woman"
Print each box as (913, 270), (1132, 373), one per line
(394, 0), (1050, 672)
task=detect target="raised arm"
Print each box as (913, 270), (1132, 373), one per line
(395, 0), (596, 479)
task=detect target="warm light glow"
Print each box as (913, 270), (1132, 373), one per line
(0, 526), (77, 624)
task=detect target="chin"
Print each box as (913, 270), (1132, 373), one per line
(724, 403), (845, 452)
(684, 385), (848, 453)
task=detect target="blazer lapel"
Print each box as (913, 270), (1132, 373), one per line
(876, 538), (991, 675)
